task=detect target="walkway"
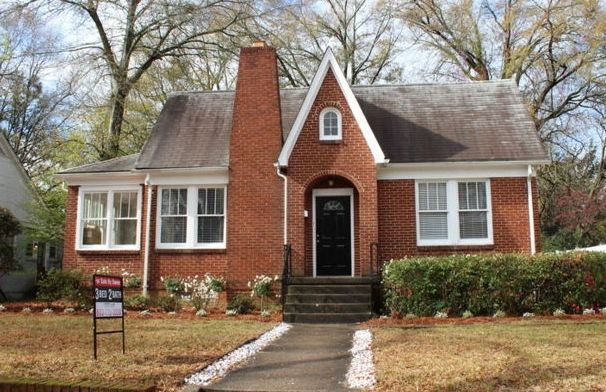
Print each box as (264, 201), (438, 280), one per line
(202, 324), (356, 392)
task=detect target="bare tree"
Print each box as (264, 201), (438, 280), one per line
(257, 0), (404, 86)
(399, 0), (606, 137)
(0, 8), (74, 179)
(13, 0), (254, 159)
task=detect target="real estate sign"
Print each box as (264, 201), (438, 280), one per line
(92, 274), (125, 359)
(94, 275), (123, 318)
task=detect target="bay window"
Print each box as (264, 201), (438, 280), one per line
(416, 180), (492, 246)
(157, 186), (227, 249)
(78, 188), (141, 250)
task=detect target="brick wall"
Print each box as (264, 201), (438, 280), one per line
(377, 177), (541, 261)
(62, 185), (146, 278)
(62, 185), (228, 291)
(287, 69), (378, 277)
(226, 44), (284, 291)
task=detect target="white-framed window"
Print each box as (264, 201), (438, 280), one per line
(77, 187), (142, 250)
(156, 185), (227, 249)
(319, 107), (342, 141)
(415, 179), (493, 246)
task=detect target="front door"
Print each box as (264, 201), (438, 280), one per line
(315, 195), (352, 276)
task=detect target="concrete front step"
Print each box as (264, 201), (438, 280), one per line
(288, 276), (376, 285)
(284, 302), (371, 314)
(283, 312), (372, 323)
(285, 293), (371, 304)
(287, 284), (372, 295)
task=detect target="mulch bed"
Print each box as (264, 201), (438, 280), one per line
(0, 301), (282, 322)
(363, 313), (606, 327)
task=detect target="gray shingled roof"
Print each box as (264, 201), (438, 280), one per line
(61, 79), (548, 174)
(61, 154), (139, 174)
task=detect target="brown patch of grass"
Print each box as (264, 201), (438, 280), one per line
(372, 319), (606, 391)
(0, 313), (275, 391)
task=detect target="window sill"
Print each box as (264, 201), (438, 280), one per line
(77, 249), (140, 255)
(416, 244), (495, 251)
(319, 139), (342, 144)
(154, 248), (227, 255)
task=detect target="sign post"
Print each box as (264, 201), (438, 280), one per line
(92, 274), (125, 360)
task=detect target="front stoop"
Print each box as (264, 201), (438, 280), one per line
(283, 277), (374, 323)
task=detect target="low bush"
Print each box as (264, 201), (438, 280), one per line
(37, 269), (90, 307)
(155, 295), (181, 313)
(227, 294), (254, 314)
(124, 294), (151, 311)
(383, 252), (606, 317)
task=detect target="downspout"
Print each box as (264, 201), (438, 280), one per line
(527, 165), (536, 255)
(142, 174), (152, 296)
(274, 163), (288, 245)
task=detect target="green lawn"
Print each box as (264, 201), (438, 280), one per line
(0, 313), (275, 391)
(372, 319), (606, 391)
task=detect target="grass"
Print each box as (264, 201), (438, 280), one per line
(0, 313), (275, 391)
(372, 319), (606, 391)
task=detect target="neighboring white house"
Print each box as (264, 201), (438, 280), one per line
(0, 134), (61, 299)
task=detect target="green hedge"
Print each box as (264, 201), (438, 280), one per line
(383, 252), (606, 316)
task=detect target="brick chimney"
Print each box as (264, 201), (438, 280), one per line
(226, 42), (284, 291)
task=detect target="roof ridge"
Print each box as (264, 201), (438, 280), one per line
(167, 79), (515, 97)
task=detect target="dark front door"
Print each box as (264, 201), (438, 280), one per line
(315, 195), (352, 276)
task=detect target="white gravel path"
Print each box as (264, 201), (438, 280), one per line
(346, 329), (377, 390)
(184, 322), (291, 386)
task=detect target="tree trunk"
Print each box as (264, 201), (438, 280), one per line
(103, 86), (129, 159)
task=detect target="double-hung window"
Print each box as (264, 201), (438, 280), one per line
(416, 180), (492, 246)
(157, 186), (227, 249)
(78, 188), (141, 250)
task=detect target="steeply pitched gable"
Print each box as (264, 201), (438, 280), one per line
(277, 49), (386, 167)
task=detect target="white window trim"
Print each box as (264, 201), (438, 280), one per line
(319, 107), (342, 141)
(76, 186), (142, 251)
(156, 185), (227, 250)
(415, 179), (493, 246)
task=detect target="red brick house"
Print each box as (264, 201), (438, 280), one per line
(58, 43), (548, 322)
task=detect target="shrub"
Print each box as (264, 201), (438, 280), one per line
(160, 276), (184, 295)
(434, 310), (448, 319)
(553, 308), (566, 317)
(124, 294), (151, 311)
(462, 310), (473, 319)
(156, 295), (181, 312)
(37, 269), (89, 307)
(248, 275), (279, 311)
(227, 294), (254, 314)
(121, 269), (142, 288)
(383, 252), (606, 317)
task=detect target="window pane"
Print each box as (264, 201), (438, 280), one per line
(323, 111), (339, 136)
(161, 189), (170, 214)
(198, 189), (206, 215)
(418, 182), (446, 211)
(459, 182), (487, 210)
(419, 212), (448, 240)
(215, 188), (224, 214)
(459, 211), (488, 239)
(206, 188), (216, 214)
(162, 188), (187, 215)
(82, 219), (107, 245)
(477, 183), (487, 209)
(161, 216), (187, 243)
(113, 192), (137, 218)
(113, 219), (137, 245)
(198, 216), (224, 243)
(83, 193), (107, 219)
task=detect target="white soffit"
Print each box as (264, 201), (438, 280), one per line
(377, 161), (545, 180)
